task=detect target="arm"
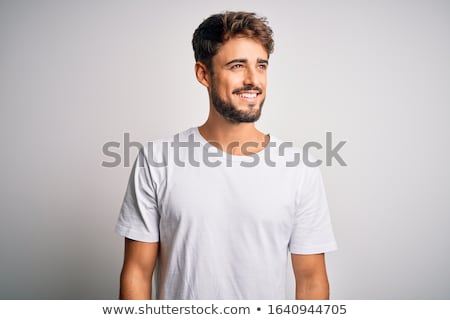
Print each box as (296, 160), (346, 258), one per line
(119, 238), (159, 299)
(291, 253), (330, 300)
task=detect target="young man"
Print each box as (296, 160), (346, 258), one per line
(116, 11), (337, 299)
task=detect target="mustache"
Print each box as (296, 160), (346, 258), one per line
(232, 85), (263, 95)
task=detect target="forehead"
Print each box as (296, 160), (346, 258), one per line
(214, 37), (268, 62)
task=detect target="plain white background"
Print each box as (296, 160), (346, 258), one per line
(1, 0), (449, 299)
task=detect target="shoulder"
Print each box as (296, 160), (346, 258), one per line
(266, 134), (325, 184)
(267, 134), (315, 168)
(140, 127), (196, 159)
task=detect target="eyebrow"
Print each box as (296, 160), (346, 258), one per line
(224, 59), (247, 66)
(224, 58), (269, 66)
(257, 58), (269, 65)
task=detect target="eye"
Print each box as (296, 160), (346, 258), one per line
(258, 64), (268, 70)
(231, 64), (244, 69)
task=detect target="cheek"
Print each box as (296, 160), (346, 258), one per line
(222, 82), (239, 96)
(258, 74), (267, 87)
(214, 74), (243, 96)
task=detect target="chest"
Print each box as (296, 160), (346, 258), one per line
(158, 164), (298, 231)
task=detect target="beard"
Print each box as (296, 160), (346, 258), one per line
(210, 82), (265, 124)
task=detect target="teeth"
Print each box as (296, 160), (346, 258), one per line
(239, 93), (257, 99)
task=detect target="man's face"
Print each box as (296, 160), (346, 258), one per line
(209, 37), (268, 123)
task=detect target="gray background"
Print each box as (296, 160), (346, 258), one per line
(1, 0), (449, 299)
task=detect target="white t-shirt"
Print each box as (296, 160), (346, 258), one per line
(115, 127), (337, 299)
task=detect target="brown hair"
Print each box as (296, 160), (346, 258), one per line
(192, 11), (274, 72)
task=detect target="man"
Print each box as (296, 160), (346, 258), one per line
(116, 11), (337, 300)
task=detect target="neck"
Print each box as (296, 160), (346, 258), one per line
(198, 106), (268, 155)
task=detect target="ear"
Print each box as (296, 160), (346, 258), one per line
(195, 62), (211, 88)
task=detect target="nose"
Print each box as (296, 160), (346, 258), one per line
(244, 67), (257, 86)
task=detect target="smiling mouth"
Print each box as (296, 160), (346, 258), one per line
(232, 86), (262, 97)
(238, 91), (259, 99)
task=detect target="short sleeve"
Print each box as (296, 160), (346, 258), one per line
(289, 166), (337, 254)
(115, 147), (160, 242)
